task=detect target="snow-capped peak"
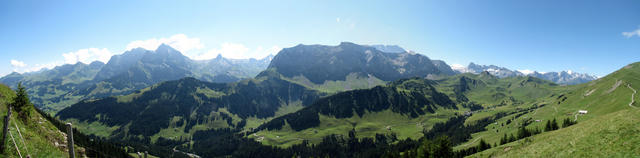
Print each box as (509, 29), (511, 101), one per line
(452, 62), (597, 85)
(451, 64), (471, 73)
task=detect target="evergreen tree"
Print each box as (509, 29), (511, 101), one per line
(508, 134), (516, 142)
(415, 136), (453, 158)
(477, 139), (490, 151)
(434, 136), (453, 157)
(517, 125), (530, 139)
(500, 133), (507, 145)
(562, 118), (576, 127)
(544, 120), (552, 132)
(551, 118), (559, 130)
(10, 82), (34, 122)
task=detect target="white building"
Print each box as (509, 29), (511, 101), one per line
(578, 110), (588, 114)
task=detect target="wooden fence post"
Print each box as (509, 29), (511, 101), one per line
(67, 123), (75, 158)
(144, 151), (148, 158)
(0, 106), (11, 153)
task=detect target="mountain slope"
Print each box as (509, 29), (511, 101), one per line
(473, 109), (640, 157)
(0, 84), (131, 157)
(0, 84), (68, 157)
(453, 62), (640, 157)
(250, 73), (560, 147)
(56, 73), (323, 144)
(0, 62), (105, 112)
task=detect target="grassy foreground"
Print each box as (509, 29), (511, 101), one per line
(0, 84), (70, 157)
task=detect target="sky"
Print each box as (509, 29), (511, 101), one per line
(1, 0), (639, 77)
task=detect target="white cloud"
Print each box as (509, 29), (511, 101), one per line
(8, 47), (110, 74)
(62, 48), (112, 64)
(517, 69), (535, 75)
(622, 28), (640, 38)
(195, 43), (249, 60)
(10, 60), (26, 67)
(336, 17), (341, 23)
(125, 34), (204, 57)
(9, 60), (61, 74)
(25, 62), (60, 72)
(194, 43), (281, 60)
(253, 46), (282, 58)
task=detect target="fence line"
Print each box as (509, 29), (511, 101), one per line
(9, 130), (23, 158)
(13, 120), (29, 155)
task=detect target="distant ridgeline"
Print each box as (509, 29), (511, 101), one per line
(453, 62), (598, 85)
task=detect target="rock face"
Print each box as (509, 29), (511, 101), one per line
(265, 42), (454, 84)
(453, 62), (597, 85)
(370, 44), (406, 53)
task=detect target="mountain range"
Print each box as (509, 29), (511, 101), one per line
(452, 62), (598, 85)
(54, 42), (459, 144)
(0, 44), (272, 111)
(1, 42), (630, 157)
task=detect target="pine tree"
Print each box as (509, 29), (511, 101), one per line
(500, 133), (507, 145)
(551, 118), (559, 130)
(435, 136), (453, 157)
(517, 125), (530, 139)
(477, 139), (490, 151)
(545, 120), (552, 132)
(10, 82), (34, 122)
(562, 118), (576, 127)
(508, 134), (516, 142)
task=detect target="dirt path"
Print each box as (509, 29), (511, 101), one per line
(463, 136), (483, 147)
(607, 80), (623, 94)
(628, 84), (637, 108)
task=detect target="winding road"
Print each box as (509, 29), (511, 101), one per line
(628, 84), (637, 108)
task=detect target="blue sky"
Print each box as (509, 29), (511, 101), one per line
(1, 0), (639, 77)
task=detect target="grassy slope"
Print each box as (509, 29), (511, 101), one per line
(252, 74), (559, 147)
(472, 109), (640, 157)
(283, 72), (386, 94)
(251, 108), (459, 147)
(464, 62), (640, 156)
(0, 84), (70, 157)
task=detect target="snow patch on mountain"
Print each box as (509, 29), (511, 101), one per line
(518, 69), (535, 75)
